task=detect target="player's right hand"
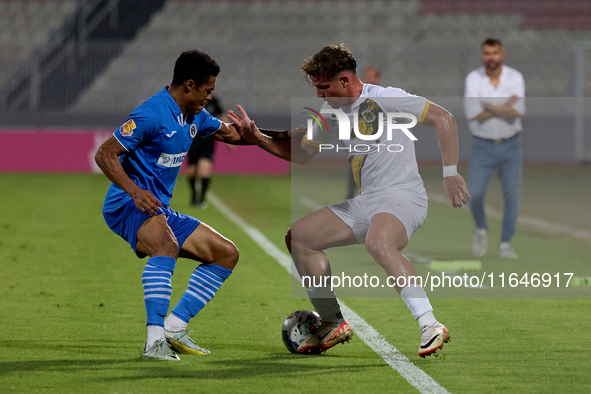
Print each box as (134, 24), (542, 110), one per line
(443, 174), (471, 208)
(227, 105), (261, 145)
(130, 189), (162, 215)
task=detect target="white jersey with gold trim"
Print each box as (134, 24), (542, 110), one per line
(304, 83), (429, 204)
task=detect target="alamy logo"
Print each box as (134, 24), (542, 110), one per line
(304, 107), (419, 152)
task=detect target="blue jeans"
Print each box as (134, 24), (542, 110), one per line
(468, 134), (523, 243)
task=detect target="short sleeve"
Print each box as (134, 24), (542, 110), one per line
(195, 109), (222, 138)
(374, 87), (429, 124)
(113, 107), (159, 152)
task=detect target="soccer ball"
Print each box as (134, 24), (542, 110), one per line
(281, 310), (321, 354)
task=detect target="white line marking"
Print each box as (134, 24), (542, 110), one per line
(210, 192), (450, 394)
(429, 192), (591, 242)
(299, 197), (324, 211)
(341, 304), (450, 394)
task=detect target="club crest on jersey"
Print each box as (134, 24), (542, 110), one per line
(120, 119), (136, 136)
(190, 124), (197, 138)
(361, 109), (376, 123)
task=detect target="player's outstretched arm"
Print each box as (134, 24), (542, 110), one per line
(212, 122), (256, 146)
(421, 102), (471, 208)
(212, 116), (297, 146)
(95, 136), (162, 215)
(227, 105), (318, 164)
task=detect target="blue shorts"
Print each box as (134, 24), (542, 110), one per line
(103, 195), (200, 258)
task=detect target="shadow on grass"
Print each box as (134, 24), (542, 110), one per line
(97, 353), (387, 382)
(0, 353), (387, 382)
(0, 358), (140, 376)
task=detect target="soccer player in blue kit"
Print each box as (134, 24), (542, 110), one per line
(95, 50), (251, 360)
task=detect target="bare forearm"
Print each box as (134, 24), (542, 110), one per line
(253, 133), (293, 161)
(239, 123), (315, 163)
(472, 111), (495, 122)
(259, 128), (291, 141)
(213, 128), (254, 145)
(95, 150), (142, 197)
(226, 105), (315, 163)
(435, 113), (459, 166)
(424, 104), (459, 166)
(489, 104), (521, 118)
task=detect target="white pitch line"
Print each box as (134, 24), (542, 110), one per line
(209, 192), (450, 394)
(429, 192), (591, 242)
(299, 197), (325, 211)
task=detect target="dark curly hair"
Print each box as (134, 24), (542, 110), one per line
(481, 38), (503, 50)
(301, 44), (357, 82)
(172, 50), (220, 87)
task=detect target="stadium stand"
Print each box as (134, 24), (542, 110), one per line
(0, 0), (78, 89)
(0, 0), (166, 111)
(420, 0), (591, 30)
(70, 0), (591, 116)
(2, 0), (591, 115)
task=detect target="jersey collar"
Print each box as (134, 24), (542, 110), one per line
(340, 84), (370, 112)
(161, 87), (189, 127)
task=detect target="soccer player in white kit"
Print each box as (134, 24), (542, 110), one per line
(228, 44), (470, 357)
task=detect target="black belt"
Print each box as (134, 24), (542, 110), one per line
(473, 133), (520, 144)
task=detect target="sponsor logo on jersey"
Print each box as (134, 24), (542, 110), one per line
(165, 130), (177, 138)
(120, 119), (136, 136)
(157, 152), (187, 168)
(190, 124), (197, 138)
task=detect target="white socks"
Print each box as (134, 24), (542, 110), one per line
(146, 315), (189, 352)
(164, 314), (188, 332)
(417, 311), (437, 327)
(400, 285), (436, 327)
(145, 325), (164, 352)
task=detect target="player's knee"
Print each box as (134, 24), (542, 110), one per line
(152, 241), (179, 259)
(289, 235), (310, 254)
(285, 228), (292, 254)
(288, 225), (319, 253)
(365, 238), (391, 261)
(218, 239), (239, 270)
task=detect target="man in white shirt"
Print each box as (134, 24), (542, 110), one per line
(228, 44), (470, 358)
(464, 38), (525, 258)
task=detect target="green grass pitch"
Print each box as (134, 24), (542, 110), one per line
(0, 168), (590, 393)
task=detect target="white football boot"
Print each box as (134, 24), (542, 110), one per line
(297, 320), (354, 354)
(418, 322), (450, 358)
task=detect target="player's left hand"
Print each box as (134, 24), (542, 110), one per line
(227, 105), (261, 145)
(443, 174), (471, 208)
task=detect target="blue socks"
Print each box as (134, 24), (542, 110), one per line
(171, 264), (233, 323)
(142, 256), (176, 327)
(142, 258), (232, 328)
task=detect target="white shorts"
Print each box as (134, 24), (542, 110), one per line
(328, 189), (428, 244)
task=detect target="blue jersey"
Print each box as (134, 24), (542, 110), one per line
(103, 87), (222, 210)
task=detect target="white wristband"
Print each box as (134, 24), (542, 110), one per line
(443, 165), (458, 178)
